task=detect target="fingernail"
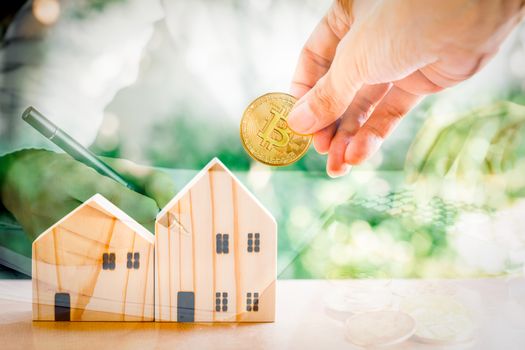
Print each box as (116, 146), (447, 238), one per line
(327, 164), (351, 178)
(288, 102), (316, 134)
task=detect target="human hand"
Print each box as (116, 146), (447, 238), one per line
(0, 149), (177, 239)
(288, 0), (525, 177)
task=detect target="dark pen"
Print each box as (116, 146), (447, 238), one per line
(22, 106), (140, 193)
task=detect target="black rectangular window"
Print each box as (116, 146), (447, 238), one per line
(246, 292), (259, 312)
(54, 292), (70, 321)
(247, 233), (260, 253)
(127, 252), (140, 269)
(215, 292), (228, 312)
(102, 252), (115, 270)
(216, 233), (229, 254)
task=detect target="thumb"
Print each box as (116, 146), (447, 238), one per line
(287, 50), (362, 135)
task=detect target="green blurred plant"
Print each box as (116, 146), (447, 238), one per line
(69, 0), (127, 19)
(291, 101), (525, 278)
(0, 149), (177, 241)
(146, 113), (327, 172)
(406, 101), (525, 194)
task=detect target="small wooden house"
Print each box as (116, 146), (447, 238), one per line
(32, 194), (154, 321)
(155, 158), (276, 322)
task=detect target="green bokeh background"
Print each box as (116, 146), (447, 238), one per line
(1, 0), (525, 279)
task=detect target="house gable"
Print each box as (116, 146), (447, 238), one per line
(34, 194), (154, 245)
(157, 157), (275, 227)
(155, 157), (276, 322)
(32, 193), (154, 321)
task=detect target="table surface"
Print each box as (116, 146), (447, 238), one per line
(1, 278), (524, 350)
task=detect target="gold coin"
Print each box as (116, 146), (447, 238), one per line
(240, 92), (312, 166)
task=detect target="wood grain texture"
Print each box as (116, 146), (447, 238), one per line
(32, 194), (154, 321)
(189, 171), (214, 322)
(155, 158), (276, 322)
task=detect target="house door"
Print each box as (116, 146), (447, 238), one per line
(177, 291), (195, 322)
(54, 293), (70, 321)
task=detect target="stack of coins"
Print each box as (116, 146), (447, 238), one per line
(322, 282), (476, 347)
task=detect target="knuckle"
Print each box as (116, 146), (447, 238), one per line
(350, 97), (376, 124)
(311, 82), (343, 119)
(340, 118), (361, 135)
(354, 94), (376, 112)
(302, 46), (331, 70)
(364, 124), (386, 140)
(381, 101), (406, 124)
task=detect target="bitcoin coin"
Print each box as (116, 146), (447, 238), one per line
(240, 92), (312, 166)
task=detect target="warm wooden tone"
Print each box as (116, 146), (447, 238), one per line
(32, 194), (154, 321)
(155, 158), (277, 322)
(1, 279), (517, 349)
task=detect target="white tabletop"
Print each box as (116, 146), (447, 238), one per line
(1, 278), (524, 349)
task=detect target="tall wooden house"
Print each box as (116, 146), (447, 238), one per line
(155, 158), (277, 322)
(32, 194), (154, 321)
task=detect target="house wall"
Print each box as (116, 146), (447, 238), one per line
(155, 164), (276, 322)
(32, 201), (154, 321)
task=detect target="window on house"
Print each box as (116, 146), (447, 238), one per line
(102, 252), (115, 270)
(246, 292), (259, 312)
(215, 292), (228, 312)
(216, 233), (229, 254)
(127, 252), (140, 269)
(247, 233), (260, 253)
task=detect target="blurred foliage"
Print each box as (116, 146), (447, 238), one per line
(69, 0), (127, 19)
(407, 101), (525, 181)
(1, 0), (525, 278)
(288, 100), (525, 279)
(291, 191), (488, 279)
(145, 112), (327, 172)
(89, 99), (525, 279)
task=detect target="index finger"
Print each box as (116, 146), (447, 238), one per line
(290, 3), (351, 99)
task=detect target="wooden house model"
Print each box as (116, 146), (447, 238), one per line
(32, 194), (154, 321)
(32, 158), (276, 323)
(155, 158), (277, 322)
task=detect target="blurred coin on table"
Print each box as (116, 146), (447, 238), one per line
(324, 285), (392, 321)
(400, 294), (476, 345)
(240, 92), (312, 166)
(344, 310), (417, 347)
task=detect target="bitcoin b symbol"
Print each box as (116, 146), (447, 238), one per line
(257, 106), (291, 150)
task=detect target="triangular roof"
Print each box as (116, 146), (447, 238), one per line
(157, 157), (275, 224)
(34, 193), (154, 244)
